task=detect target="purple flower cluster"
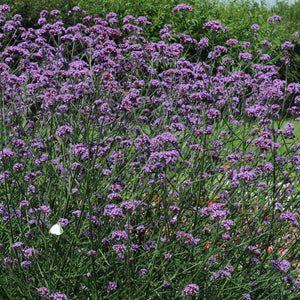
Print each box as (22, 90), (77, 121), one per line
(267, 15), (282, 22)
(172, 4), (193, 13)
(272, 259), (291, 272)
(203, 20), (226, 32)
(0, 4), (298, 299)
(181, 284), (199, 296)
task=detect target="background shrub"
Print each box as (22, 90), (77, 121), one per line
(1, 0), (299, 82)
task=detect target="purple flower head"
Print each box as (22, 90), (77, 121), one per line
(294, 281), (300, 290)
(22, 247), (39, 258)
(85, 248), (96, 256)
(50, 9), (61, 16)
(222, 234), (232, 241)
(172, 4), (193, 13)
(136, 225), (145, 232)
(112, 244), (126, 253)
(109, 208), (125, 219)
(251, 24), (259, 31)
(120, 201), (138, 211)
(248, 246), (261, 255)
(106, 12), (117, 19)
(218, 270), (231, 278)
(139, 268), (147, 275)
(72, 210), (81, 217)
(239, 52), (253, 61)
(12, 242), (24, 249)
(37, 287), (50, 297)
(39, 205), (51, 216)
(0, 4), (10, 14)
(203, 20), (225, 32)
(260, 54), (270, 61)
(123, 15), (135, 23)
(72, 6), (81, 11)
(272, 259), (291, 273)
(278, 260), (291, 273)
(0, 148), (16, 160)
(13, 163), (24, 171)
(55, 125), (73, 137)
(242, 42), (251, 49)
(253, 137), (281, 152)
(131, 244), (139, 252)
(280, 211), (299, 226)
(206, 108), (221, 119)
(135, 16), (152, 25)
(4, 257), (12, 264)
(111, 230), (128, 241)
(162, 280), (170, 287)
(226, 265), (234, 272)
(181, 284), (199, 296)
(281, 41), (294, 50)
(198, 37), (209, 49)
(262, 40), (271, 47)
(176, 231), (200, 245)
(226, 39), (238, 46)
(243, 294), (252, 300)
(21, 260), (31, 268)
(107, 281), (117, 293)
(58, 218), (68, 226)
(251, 258), (259, 264)
(267, 15), (282, 22)
(283, 275), (294, 282)
(19, 200), (30, 208)
(49, 292), (68, 300)
(271, 260), (279, 268)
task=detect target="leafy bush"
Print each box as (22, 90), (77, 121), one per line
(0, 0), (77, 27)
(1, 0), (299, 81)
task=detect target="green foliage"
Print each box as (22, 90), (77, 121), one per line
(0, 0), (77, 27)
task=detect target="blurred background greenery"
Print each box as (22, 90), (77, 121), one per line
(0, 0), (299, 82)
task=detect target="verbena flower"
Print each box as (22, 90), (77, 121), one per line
(111, 230), (128, 241)
(107, 281), (117, 292)
(139, 268), (147, 275)
(267, 15), (282, 22)
(172, 4), (193, 13)
(55, 125), (73, 137)
(281, 41), (294, 50)
(251, 24), (259, 31)
(203, 20), (225, 32)
(37, 287), (50, 297)
(239, 52), (253, 61)
(21, 260), (31, 268)
(226, 39), (238, 46)
(12, 242), (24, 249)
(181, 284), (199, 296)
(49, 292), (68, 300)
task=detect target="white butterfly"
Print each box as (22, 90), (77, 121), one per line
(49, 222), (63, 235)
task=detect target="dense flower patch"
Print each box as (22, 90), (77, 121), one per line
(0, 3), (299, 299)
